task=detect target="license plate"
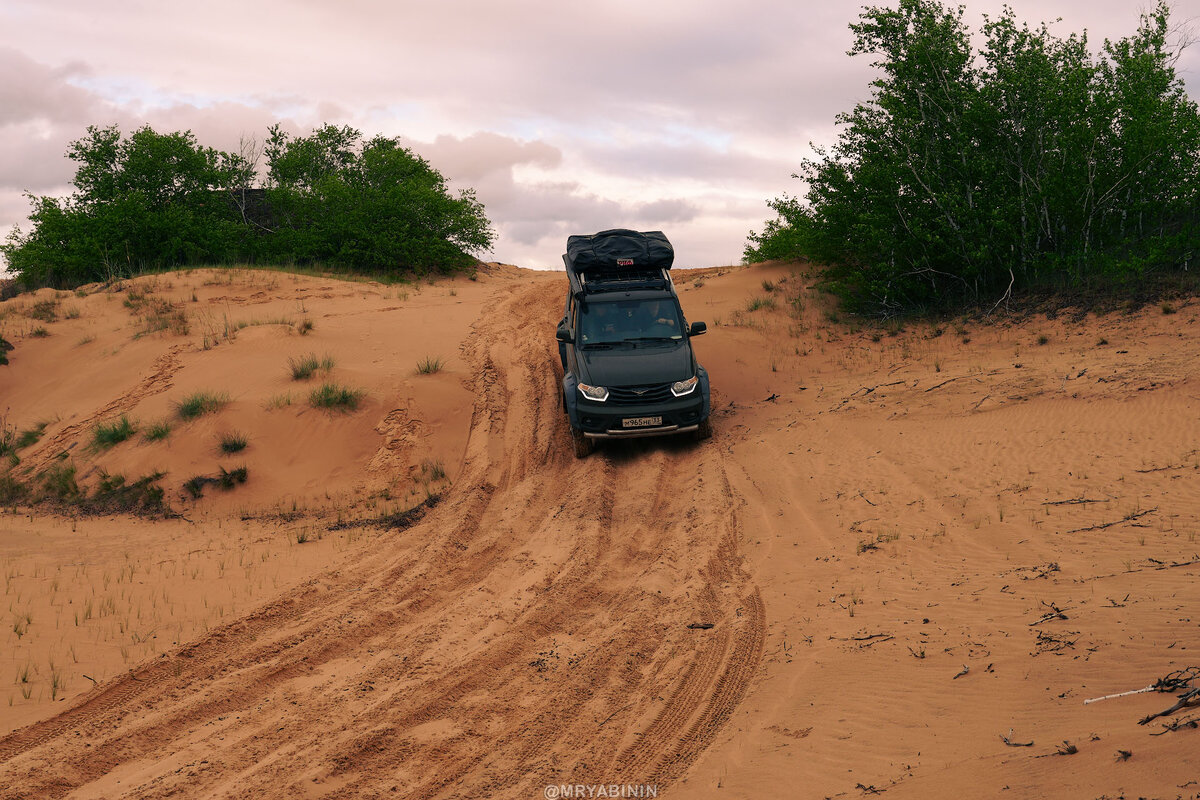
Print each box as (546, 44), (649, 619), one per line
(622, 416), (662, 428)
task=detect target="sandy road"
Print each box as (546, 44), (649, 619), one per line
(0, 279), (763, 798)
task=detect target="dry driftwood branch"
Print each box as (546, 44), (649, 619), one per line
(855, 380), (906, 397)
(1139, 689), (1200, 725)
(1001, 730), (1034, 747)
(1149, 714), (1199, 735)
(1029, 602), (1070, 626)
(1065, 507), (1157, 534)
(924, 376), (964, 393)
(1042, 497), (1105, 506)
(969, 394), (992, 411)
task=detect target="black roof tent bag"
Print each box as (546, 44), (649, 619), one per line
(564, 229), (674, 273)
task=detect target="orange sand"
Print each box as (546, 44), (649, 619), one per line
(0, 262), (1197, 799)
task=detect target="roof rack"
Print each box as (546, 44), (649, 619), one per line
(566, 265), (671, 296)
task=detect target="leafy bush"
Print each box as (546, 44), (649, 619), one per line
(2, 123), (495, 289)
(746, 0), (1200, 314)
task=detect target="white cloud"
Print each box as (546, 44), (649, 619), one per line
(0, 0), (1195, 271)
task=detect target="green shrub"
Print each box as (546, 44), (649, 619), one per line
(745, 1), (1200, 314)
(1, 123), (495, 289)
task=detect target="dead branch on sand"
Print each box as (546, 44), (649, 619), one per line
(1065, 507), (1157, 534)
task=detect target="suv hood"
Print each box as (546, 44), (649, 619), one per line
(578, 343), (694, 387)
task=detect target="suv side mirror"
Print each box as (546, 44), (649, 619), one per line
(688, 321), (707, 337)
(556, 322), (574, 343)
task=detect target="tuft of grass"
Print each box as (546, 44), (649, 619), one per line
(218, 431), (248, 454)
(144, 420), (172, 442)
(90, 470), (166, 514)
(297, 319), (314, 335)
(183, 465), (248, 499)
(183, 475), (207, 499)
(37, 463), (80, 503)
(1037, 334), (1049, 345)
(29, 327), (50, 338)
(134, 298), (188, 337)
(761, 279), (778, 292)
(0, 473), (26, 504)
(310, 383), (365, 411)
(288, 352), (335, 380)
(93, 416), (136, 448)
(745, 295), (777, 312)
(416, 355), (443, 374)
(16, 423), (47, 450)
(175, 391), (229, 420)
(218, 465), (248, 489)
(28, 299), (59, 322)
(264, 392), (293, 410)
(1161, 301), (1177, 315)
(1097, 336), (1109, 346)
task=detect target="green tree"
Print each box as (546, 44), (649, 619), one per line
(3, 123), (495, 288)
(747, 0), (1200, 314)
(4, 125), (248, 287)
(261, 124), (494, 274)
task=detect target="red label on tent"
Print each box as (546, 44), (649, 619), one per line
(617, 258), (634, 266)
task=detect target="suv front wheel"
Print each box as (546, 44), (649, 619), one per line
(572, 428), (595, 458)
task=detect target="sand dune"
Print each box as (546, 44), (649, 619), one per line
(0, 262), (1197, 798)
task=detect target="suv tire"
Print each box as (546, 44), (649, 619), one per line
(572, 428), (596, 459)
(695, 417), (713, 441)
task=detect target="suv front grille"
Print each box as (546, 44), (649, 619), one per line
(608, 383), (675, 405)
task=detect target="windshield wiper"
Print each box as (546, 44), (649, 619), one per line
(624, 336), (677, 345)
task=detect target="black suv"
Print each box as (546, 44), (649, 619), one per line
(555, 229), (711, 458)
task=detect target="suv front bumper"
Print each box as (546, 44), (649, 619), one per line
(567, 382), (709, 439)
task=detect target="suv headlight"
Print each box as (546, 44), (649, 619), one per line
(671, 376), (699, 397)
(578, 383), (609, 402)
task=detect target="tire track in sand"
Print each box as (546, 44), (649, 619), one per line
(0, 277), (764, 800)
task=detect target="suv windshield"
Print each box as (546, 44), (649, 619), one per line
(579, 299), (683, 346)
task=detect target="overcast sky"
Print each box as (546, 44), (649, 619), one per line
(1, 0), (1197, 270)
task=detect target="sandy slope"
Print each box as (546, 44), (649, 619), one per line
(1, 263), (1197, 799)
